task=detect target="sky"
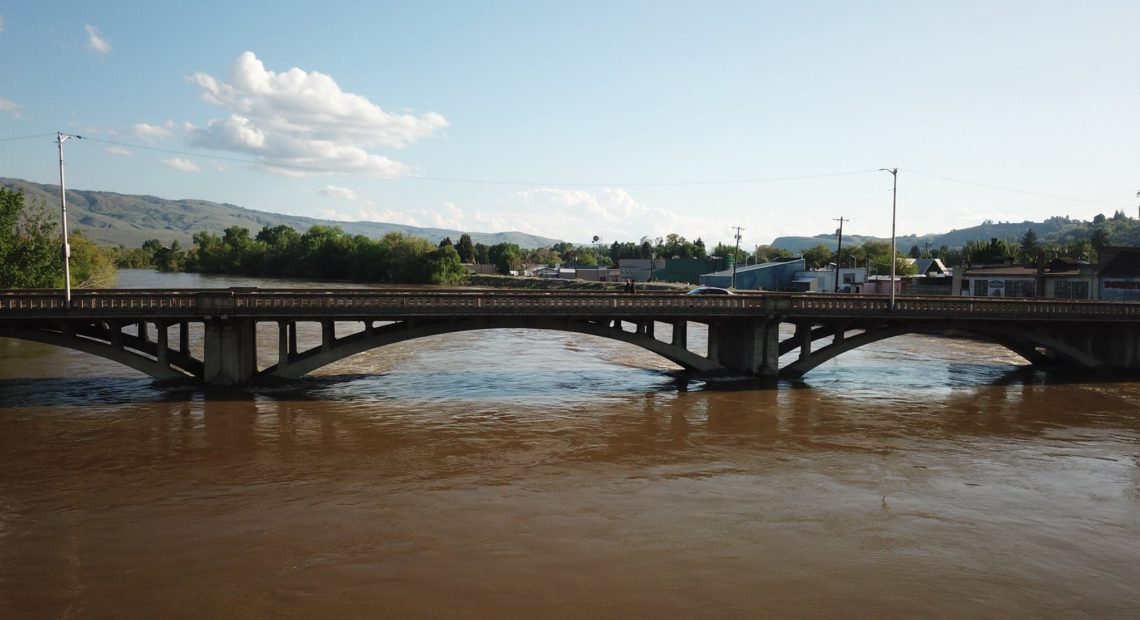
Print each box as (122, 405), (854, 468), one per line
(1, 1), (1138, 248)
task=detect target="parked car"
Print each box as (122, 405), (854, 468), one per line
(686, 286), (734, 295)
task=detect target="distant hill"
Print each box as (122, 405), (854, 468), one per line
(1, 178), (562, 249)
(771, 218), (1078, 254)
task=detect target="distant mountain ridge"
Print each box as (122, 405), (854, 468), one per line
(771, 218), (1076, 254)
(1, 178), (562, 249)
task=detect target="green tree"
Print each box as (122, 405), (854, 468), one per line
(0, 188), (115, 288)
(801, 244), (832, 269)
(754, 244), (794, 263)
(425, 245), (467, 284)
(489, 242), (523, 274)
(68, 233), (117, 288)
(474, 242), (490, 265)
(1090, 227), (1111, 259)
(1020, 228), (1041, 261)
(154, 240), (186, 272)
(0, 189), (64, 288)
(456, 233), (475, 263)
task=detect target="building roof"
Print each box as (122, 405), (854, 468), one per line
(1098, 247), (1140, 278)
(962, 266), (1038, 277)
(703, 258), (805, 278)
(915, 258), (949, 275)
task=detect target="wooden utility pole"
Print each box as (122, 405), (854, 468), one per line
(731, 226), (744, 289)
(833, 217), (847, 292)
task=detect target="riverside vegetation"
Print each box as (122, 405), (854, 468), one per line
(0, 188), (116, 289)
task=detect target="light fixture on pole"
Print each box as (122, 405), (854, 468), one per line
(879, 168), (898, 310)
(57, 132), (83, 306)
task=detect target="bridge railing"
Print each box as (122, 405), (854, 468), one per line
(4, 288), (1140, 320)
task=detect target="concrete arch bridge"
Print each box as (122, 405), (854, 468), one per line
(3, 289), (1140, 386)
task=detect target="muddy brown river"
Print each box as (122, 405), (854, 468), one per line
(1, 271), (1138, 618)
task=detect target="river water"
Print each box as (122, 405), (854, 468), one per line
(1, 270), (1138, 618)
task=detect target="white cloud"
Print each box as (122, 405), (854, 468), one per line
(163, 158), (200, 172)
(318, 185), (358, 201)
(319, 188), (730, 245)
(187, 51), (447, 177)
(1, 15), (6, 33)
(513, 187), (733, 244)
(131, 122), (174, 141)
(85, 25), (111, 54)
(0, 98), (22, 118)
(105, 146), (133, 156)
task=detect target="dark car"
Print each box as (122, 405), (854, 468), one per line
(686, 286), (734, 295)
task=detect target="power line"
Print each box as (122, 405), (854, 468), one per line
(412, 169), (880, 188)
(0, 133), (55, 143)
(4, 133), (1134, 205)
(902, 168), (1133, 208)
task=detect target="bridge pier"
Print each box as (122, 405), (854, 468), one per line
(203, 317), (257, 385)
(1086, 324), (1140, 370)
(709, 318), (780, 376)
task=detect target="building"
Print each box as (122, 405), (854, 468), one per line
(952, 257), (1095, 299)
(791, 267), (868, 292)
(699, 258), (806, 290)
(651, 257), (727, 284)
(1097, 247), (1140, 301)
(575, 267), (622, 283)
(619, 258), (667, 282)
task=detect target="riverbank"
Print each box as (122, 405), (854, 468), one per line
(468, 274), (691, 292)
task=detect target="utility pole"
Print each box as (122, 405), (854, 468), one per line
(731, 226), (744, 289)
(879, 168), (898, 310)
(833, 217), (847, 292)
(1136, 191), (1139, 220)
(57, 132), (83, 305)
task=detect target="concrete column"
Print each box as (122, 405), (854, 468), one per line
(707, 321), (720, 361)
(277, 321), (290, 370)
(797, 321), (813, 362)
(156, 321), (169, 368)
(179, 322), (190, 354)
(203, 317), (258, 385)
(710, 318), (780, 376)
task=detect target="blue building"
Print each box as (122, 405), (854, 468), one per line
(699, 258), (806, 290)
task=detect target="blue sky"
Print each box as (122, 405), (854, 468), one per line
(1, 1), (1138, 248)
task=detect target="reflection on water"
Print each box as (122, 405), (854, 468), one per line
(1, 270), (1138, 617)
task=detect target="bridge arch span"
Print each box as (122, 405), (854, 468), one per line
(779, 322), (1104, 378)
(263, 317), (726, 381)
(2, 325), (196, 381)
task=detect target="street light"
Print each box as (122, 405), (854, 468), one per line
(57, 132), (83, 305)
(879, 168), (898, 309)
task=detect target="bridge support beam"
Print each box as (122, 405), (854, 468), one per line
(203, 318), (257, 385)
(710, 318), (780, 376)
(156, 321), (169, 369)
(671, 320), (687, 349)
